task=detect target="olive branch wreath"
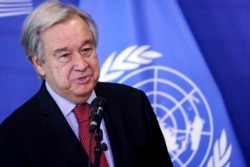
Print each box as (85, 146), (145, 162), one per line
(99, 45), (162, 81)
(207, 130), (232, 167)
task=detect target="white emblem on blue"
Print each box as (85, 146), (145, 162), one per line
(100, 45), (232, 167)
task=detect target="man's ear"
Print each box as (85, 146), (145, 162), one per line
(31, 56), (45, 77)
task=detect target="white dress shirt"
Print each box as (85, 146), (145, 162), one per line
(45, 82), (114, 167)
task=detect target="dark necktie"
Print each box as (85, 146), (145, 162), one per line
(73, 103), (109, 167)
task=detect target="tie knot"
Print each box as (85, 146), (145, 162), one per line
(73, 103), (90, 123)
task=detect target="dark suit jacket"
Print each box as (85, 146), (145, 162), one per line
(0, 82), (173, 167)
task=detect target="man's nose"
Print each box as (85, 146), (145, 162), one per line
(73, 52), (87, 70)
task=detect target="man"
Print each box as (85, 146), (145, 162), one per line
(0, 1), (173, 167)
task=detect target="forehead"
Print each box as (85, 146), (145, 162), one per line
(40, 15), (93, 51)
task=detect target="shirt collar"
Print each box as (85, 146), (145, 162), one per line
(45, 81), (96, 116)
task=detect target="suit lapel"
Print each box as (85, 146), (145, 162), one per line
(37, 83), (90, 166)
(95, 82), (133, 167)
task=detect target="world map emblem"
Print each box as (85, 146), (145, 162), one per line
(100, 45), (232, 167)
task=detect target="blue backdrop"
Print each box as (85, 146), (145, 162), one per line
(177, 1), (250, 166)
(0, 0), (249, 166)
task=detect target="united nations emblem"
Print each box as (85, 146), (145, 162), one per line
(100, 45), (232, 167)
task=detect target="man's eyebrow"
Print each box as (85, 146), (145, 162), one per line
(54, 47), (69, 53)
(51, 47), (69, 56)
(81, 39), (94, 46)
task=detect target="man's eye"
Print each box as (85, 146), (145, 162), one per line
(57, 53), (71, 62)
(80, 48), (92, 55)
(60, 53), (70, 57)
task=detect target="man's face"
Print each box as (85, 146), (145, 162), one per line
(33, 15), (100, 104)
